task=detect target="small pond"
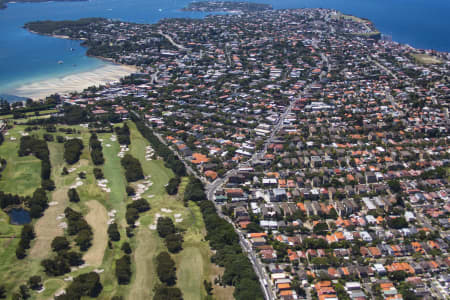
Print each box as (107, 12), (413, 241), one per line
(8, 208), (31, 225)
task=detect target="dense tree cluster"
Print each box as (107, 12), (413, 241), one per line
(115, 123), (130, 145)
(156, 252), (177, 286)
(153, 286), (183, 300)
(68, 188), (80, 203)
(51, 236), (70, 252)
(125, 198), (150, 226)
(15, 224), (35, 259)
(165, 176), (181, 195)
(18, 135), (53, 190)
(0, 188), (48, 218)
(63, 105), (88, 125)
(64, 207), (93, 251)
(28, 188), (49, 218)
(157, 217), (176, 238)
(121, 154), (144, 182)
(115, 255), (131, 284)
(198, 200), (263, 300)
(132, 118), (186, 177)
(64, 138), (84, 164)
(183, 177), (207, 203)
(0, 192), (28, 209)
(156, 217), (183, 253)
(55, 272), (102, 300)
(89, 133), (104, 165)
(41, 233), (85, 277)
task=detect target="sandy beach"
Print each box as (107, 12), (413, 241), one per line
(10, 64), (137, 100)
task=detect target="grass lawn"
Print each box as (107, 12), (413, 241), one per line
(0, 127), (42, 196)
(411, 53), (442, 64)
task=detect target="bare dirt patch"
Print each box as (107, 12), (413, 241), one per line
(83, 200), (108, 267)
(210, 263), (235, 300)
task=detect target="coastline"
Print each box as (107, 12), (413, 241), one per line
(8, 63), (137, 100)
(7, 27), (137, 100)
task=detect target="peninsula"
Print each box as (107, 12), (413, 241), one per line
(0, 0), (86, 10)
(182, 1), (272, 12)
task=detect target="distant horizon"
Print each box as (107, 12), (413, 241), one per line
(1, 0), (449, 97)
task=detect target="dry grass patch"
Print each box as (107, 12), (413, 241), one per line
(209, 263), (235, 300)
(129, 227), (162, 300)
(83, 200), (108, 267)
(411, 53), (442, 64)
(30, 186), (68, 259)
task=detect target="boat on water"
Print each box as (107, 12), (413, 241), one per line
(158, 8), (163, 12)
(58, 60), (64, 64)
(69, 48), (75, 51)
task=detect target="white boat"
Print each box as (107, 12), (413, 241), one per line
(58, 60), (64, 64)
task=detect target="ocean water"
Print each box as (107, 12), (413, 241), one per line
(0, 0), (449, 96)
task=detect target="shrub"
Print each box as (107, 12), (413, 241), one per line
(107, 223), (121, 242)
(28, 276), (42, 290)
(126, 186), (135, 196)
(121, 242), (132, 254)
(156, 252), (176, 286)
(93, 168), (104, 179)
(115, 255), (131, 285)
(67, 188), (80, 203)
(157, 217), (175, 238)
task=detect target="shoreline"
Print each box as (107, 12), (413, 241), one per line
(7, 28), (138, 100)
(7, 63), (137, 100)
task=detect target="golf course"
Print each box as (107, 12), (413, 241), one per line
(0, 118), (231, 300)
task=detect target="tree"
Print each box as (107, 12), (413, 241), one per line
(75, 229), (93, 251)
(126, 186), (135, 196)
(153, 286), (183, 300)
(313, 222), (329, 234)
(67, 188), (80, 203)
(107, 223), (121, 242)
(16, 246), (26, 259)
(121, 242), (132, 254)
(121, 154), (144, 182)
(28, 276), (42, 290)
(93, 168), (104, 179)
(127, 198), (150, 213)
(388, 179), (401, 193)
(125, 207), (139, 226)
(0, 285), (5, 299)
(51, 236), (70, 252)
(19, 285), (30, 299)
(64, 272), (102, 298)
(166, 177), (181, 195)
(389, 270), (408, 282)
(165, 233), (183, 253)
(64, 139), (84, 164)
(388, 217), (408, 229)
(156, 252), (177, 286)
(157, 217), (176, 238)
(115, 255), (131, 285)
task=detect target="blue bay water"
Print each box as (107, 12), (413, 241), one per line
(0, 0), (449, 95)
